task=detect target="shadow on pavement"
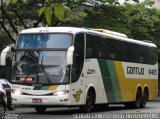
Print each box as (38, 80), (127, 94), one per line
(16, 104), (152, 115)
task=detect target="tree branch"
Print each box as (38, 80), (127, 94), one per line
(11, 8), (28, 29)
(34, 0), (45, 27)
(1, 8), (19, 35)
(0, 22), (15, 43)
(34, 15), (43, 27)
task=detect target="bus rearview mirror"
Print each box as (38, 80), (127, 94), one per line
(0, 46), (11, 66)
(67, 46), (74, 65)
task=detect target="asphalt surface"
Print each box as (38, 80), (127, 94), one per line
(6, 101), (160, 119)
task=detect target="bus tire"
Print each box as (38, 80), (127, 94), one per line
(34, 106), (47, 113)
(125, 89), (142, 109)
(132, 89), (142, 108)
(140, 89), (149, 108)
(80, 88), (95, 113)
(7, 98), (16, 111)
(7, 103), (16, 111)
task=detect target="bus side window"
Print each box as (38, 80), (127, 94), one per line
(71, 33), (84, 83)
(86, 48), (93, 58)
(110, 53), (115, 59)
(86, 34), (101, 59)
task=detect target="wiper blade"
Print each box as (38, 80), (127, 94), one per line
(39, 65), (51, 83)
(39, 53), (51, 83)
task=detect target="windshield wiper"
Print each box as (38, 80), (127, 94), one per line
(39, 53), (51, 83)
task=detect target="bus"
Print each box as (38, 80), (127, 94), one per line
(0, 27), (158, 113)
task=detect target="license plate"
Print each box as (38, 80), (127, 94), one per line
(32, 99), (42, 103)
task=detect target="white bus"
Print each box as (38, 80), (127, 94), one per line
(0, 27), (158, 113)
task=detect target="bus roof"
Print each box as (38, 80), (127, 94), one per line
(20, 27), (87, 34)
(20, 27), (156, 48)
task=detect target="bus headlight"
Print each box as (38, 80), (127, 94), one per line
(53, 90), (69, 96)
(12, 90), (22, 95)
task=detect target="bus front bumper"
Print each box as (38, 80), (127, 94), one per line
(12, 93), (71, 106)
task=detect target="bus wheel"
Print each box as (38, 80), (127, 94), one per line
(140, 89), (148, 108)
(7, 98), (16, 110)
(34, 106), (47, 113)
(80, 89), (95, 113)
(125, 89), (142, 109)
(7, 102), (16, 111)
(133, 89), (142, 108)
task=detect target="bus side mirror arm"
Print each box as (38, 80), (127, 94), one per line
(11, 47), (16, 52)
(67, 46), (74, 65)
(0, 46), (11, 66)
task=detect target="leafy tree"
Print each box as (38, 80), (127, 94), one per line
(0, 0), (87, 80)
(0, 0), (160, 80)
(65, 0), (160, 46)
(64, 0), (160, 94)
(0, 0), (88, 45)
(0, 0), (45, 44)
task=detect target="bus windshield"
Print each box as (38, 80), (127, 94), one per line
(16, 34), (72, 49)
(12, 51), (70, 84)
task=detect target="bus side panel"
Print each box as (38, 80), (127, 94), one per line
(98, 59), (122, 103)
(79, 59), (158, 104)
(114, 61), (135, 102)
(114, 61), (158, 102)
(82, 59), (108, 104)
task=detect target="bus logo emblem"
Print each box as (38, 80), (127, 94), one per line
(73, 91), (83, 102)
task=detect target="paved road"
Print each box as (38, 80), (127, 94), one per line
(6, 101), (160, 119)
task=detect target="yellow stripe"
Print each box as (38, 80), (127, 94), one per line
(114, 61), (158, 102)
(48, 85), (58, 90)
(114, 61), (131, 101)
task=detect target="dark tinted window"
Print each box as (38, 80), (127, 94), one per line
(86, 33), (157, 64)
(86, 34), (101, 58)
(148, 47), (157, 64)
(71, 33), (85, 82)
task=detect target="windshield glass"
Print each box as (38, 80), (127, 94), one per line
(12, 51), (69, 84)
(16, 34), (72, 49)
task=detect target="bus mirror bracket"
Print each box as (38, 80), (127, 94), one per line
(0, 46), (11, 66)
(11, 47), (16, 52)
(67, 46), (74, 65)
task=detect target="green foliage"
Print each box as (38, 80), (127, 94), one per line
(3, 0), (10, 6)
(2, 0), (72, 26)
(38, 0), (71, 26)
(45, 7), (52, 26)
(65, 0), (160, 48)
(38, 7), (45, 17)
(123, 2), (160, 47)
(11, 0), (18, 4)
(53, 3), (65, 21)
(1, 0), (160, 79)
(0, 56), (12, 80)
(0, 0), (159, 47)
(0, 29), (12, 51)
(3, 0), (18, 6)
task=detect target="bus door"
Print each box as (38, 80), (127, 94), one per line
(70, 33), (86, 105)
